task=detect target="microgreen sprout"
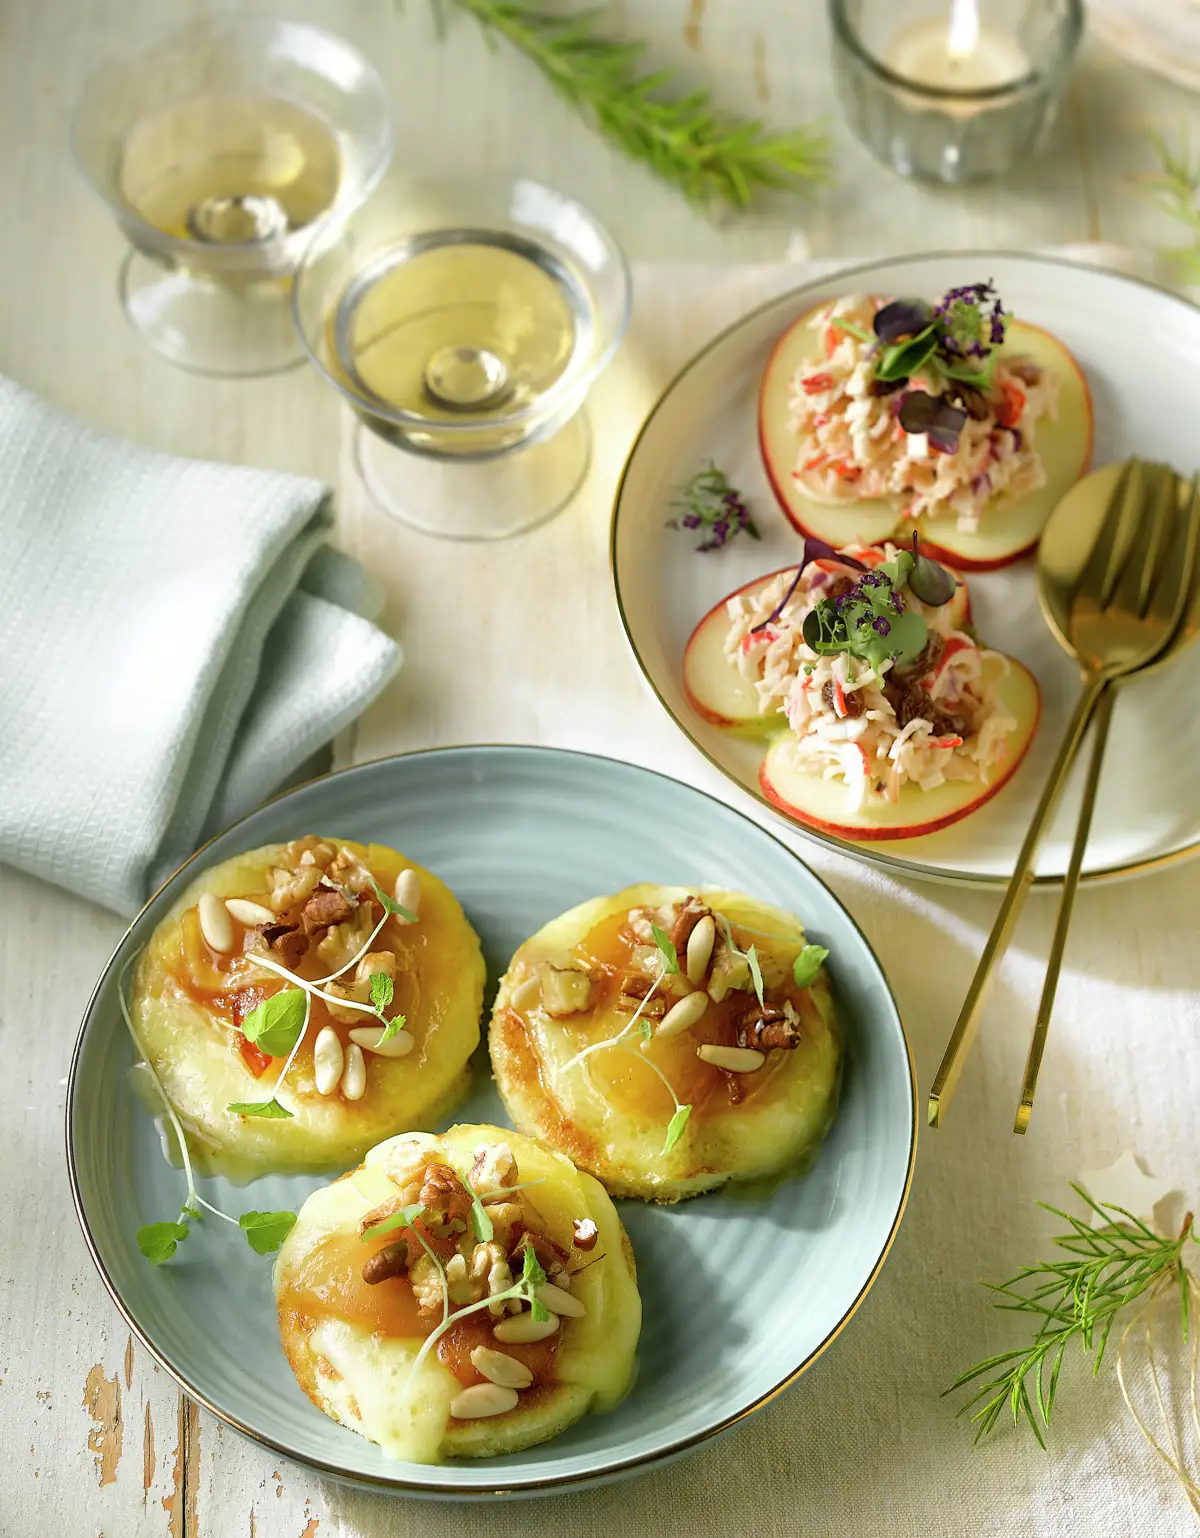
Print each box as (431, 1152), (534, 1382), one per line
(616, 1044), (692, 1155)
(750, 538), (869, 636)
(668, 461), (760, 552)
(651, 924), (680, 975)
(792, 945), (829, 990)
(118, 953), (295, 1264)
(462, 1178), (495, 1244)
(368, 872), (418, 926)
(561, 968), (667, 1074)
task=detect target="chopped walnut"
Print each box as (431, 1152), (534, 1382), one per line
(469, 1142), (517, 1196)
(315, 908), (375, 972)
(572, 1218), (599, 1251)
(328, 845), (374, 892)
(706, 936), (752, 1002)
(287, 838), (335, 868)
(541, 966), (594, 1018)
(514, 1231), (571, 1288)
(482, 1200), (524, 1252)
(267, 863), (323, 914)
(669, 897), (711, 953)
(259, 921), (308, 969)
(301, 886), (357, 933)
(357, 1193), (409, 1238)
(409, 1252), (446, 1317)
(734, 999), (804, 1051)
(378, 1136), (437, 1189)
(445, 1252), (480, 1307)
(614, 973), (666, 1017)
(417, 1162), (472, 1236)
(357, 950), (396, 985)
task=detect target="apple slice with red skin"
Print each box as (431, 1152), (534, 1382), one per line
(683, 550), (972, 731)
(757, 655), (1042, 840)
(758, 303), (1094, 571)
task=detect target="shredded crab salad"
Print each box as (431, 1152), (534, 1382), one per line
(725, 545), (1016, 812)
(790, 292), (1060, 533)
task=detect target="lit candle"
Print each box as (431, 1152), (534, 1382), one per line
(885, 0), (1030, 96)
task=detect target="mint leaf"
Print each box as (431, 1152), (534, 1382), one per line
(369, 972), (394, 1014)
(746, 945), (765, 1007)
(469, 1192), (494, 1244)
(239, 1210), (297, 1256)
(137, 1220), (189, 1265)
(638, 1018), (654, 1042)
(226, 1098), (293, 1119)
(368, 873), (417, 925)
(359, 1202), (424, 1242)
(377, 1011), (407, 1044)
(240, 988), (306, 1057)
(662, 1104), (692, 1155)
(793, 945), (830, 990)
(651, 924), (679, 975)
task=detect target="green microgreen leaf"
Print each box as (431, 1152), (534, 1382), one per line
(239, 988), (306, 1058)
(463, 1179), (494, 1244)
(137, 1220), (190, 1265)
(520, 1242), (551, 1320)
(369, 972), (394, 1014)
(746, 945), (765, 1007)
(638, 1018), (654, 1042)
(651, 924), (680, 974)
(792, 945), (830, 990)
(359, 1202), (425, 1242)
(875, 326), (938, 382)
(368, 873), (417, 925)
(226, 1098), (293, 1119)
(668, 461), (760, 552)
(831, 315), (875, 344)
(238, 1210), (297, 1256)
(662, 1104), (692, 1155)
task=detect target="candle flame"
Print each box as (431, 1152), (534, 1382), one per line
(946, 0), (980, 60)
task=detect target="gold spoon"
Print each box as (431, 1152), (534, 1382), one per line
(928, 459), (1197, 1128)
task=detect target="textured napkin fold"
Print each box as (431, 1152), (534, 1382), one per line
(0, 376), (401, 915)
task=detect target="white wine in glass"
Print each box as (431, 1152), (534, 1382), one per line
(295, 175), (629, 540)
(73, 18), (393, 378)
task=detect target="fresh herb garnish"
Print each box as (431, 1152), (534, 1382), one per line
(521, 1242), (551, 1322)
(651, 924), (680, 975)
(367, 972), (407, 1043)
(792, 945), (830, 989)
(1142, 131), (1200, 282)
(238, 1210), (298, 1256)
(669, 462), (760, 552)
(137, 1220), (191, 1265)
(750, 538), (869, 636)
(802, 570), (928, 675)
(461, 1180), (495, 1244)
(368, 873), (417, 925)
(907, 533), (959, 606)
(662, 1104), (692, 1155)
(360, 1202), (425, 1242)
(948, 1189), (1197, 1449)
(897, 390), (969, 455)
(239, 988), (306, 1058)
(745, 945), (765, 1008)
(226, 1097), (294, 1119)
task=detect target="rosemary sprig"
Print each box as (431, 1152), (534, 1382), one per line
(1142, 132), (1200, 282)
(947, 1186), (1196, 1449)
(447, 0), (829, 210)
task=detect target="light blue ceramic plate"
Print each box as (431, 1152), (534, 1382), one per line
(67, 746), (916, 1498)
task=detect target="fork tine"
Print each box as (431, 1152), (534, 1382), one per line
(1108, 464), (1178, 618)
(1070, 458), (1141, 610)
(1147, 473), (1200, 638)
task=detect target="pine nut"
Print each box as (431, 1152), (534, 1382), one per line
(656, 990), (709, 1039)
(697, 1044), (766, 1073)
(536, 1282), (586, 1319)
(469, 1347), (533, 1390)
(349, 1025), (415, 1059)
(493, 1311), (560, 1344)
(448, 1383), (519, 1419)
(198, 891), (234, 952)
(685, 915), (716, 985)
(225, 897), (275, 927)
(313, 1027), (344, 1096)
(341, 1042), (367, 1100)
(510, 975), (543, 1012)
(393, 868), (420, 923)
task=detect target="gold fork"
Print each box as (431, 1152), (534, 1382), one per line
(928, 460), (1193, 1128)
(1014, 471), (1200, 1131)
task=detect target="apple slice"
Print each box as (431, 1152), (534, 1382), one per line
(758, 305), (1093, 571)
(684, 557), (972, 732)
(758, 655), (1041, 840)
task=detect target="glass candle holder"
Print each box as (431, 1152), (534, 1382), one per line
(830, 0), (1083, 184)
(293, 172), (630, 541)
(72, 17), (394, 377)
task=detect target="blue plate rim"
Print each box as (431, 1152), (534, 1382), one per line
(65, 743), (918, 1497)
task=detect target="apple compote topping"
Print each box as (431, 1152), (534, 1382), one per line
(326, 1139), (593, 1418)
(175, 837), (421, 1111)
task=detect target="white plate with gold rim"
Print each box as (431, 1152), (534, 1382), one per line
(612, 253), (1200, 885)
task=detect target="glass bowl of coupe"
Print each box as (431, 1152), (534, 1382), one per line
(71, 15), (394, 377)
(291, 171), (631, 540)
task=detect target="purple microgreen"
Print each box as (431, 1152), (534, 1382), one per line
(669, 461), (760, 552)
(873, 298), (933, 343)
(898, 389), (968, 453)
(750, 538), (869, 635)
(907, 533), (958, 607)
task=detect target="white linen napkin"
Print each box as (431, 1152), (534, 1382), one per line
(0, 375), (401, 915)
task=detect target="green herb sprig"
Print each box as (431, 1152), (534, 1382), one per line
(947, 1188), (1197, 1448)
(446, 0), (828, 211)
(1142, 132), (1200, 283)
(669, 463), (760, 552)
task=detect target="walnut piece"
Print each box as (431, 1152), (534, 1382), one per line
(417, 1162), (472, 1236)
(328, 845), (373, 891)
(572, 1218), (599, 1251)
(734, 998), (804, 1051)
(260, 921), (308, 969)
(301, 886), (357, 933)
(315, 908), (376, 973)
(267, 863), (322, 914)
(409, 1252), (446, 1317)
(614, 973), (666, 1017)
(469, 1142), (517, 1196)
(669, 897), (711, 953)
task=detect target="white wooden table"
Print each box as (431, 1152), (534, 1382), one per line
(4, 2), (1200, 1534)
